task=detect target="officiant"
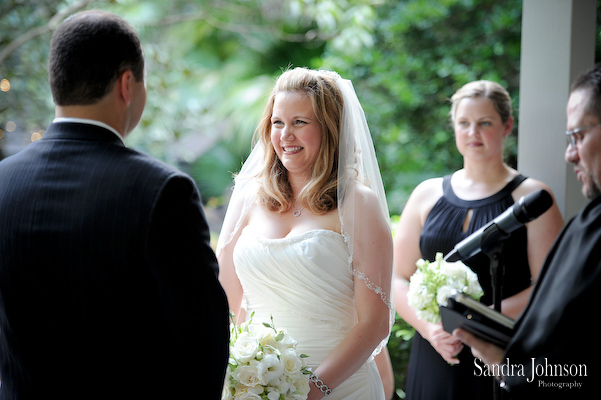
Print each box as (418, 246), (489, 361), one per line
(454, 63), (601, 399)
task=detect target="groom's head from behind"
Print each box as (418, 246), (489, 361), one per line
(49, 10), (146, 137)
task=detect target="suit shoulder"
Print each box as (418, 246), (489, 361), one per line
(122, 147), (188, 180)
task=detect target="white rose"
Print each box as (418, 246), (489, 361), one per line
(257, 353), (284, 385)
(234, 391), (262, 400)
(284, 377), (300, 392)
(293, 375), (311, 398)
(233, 332), (260, 363)
(233, 383), (263, 397)
(232, 365), (262, 388)
(261, 335), (283, 355)
(281, 348), (302, 375)
(278, 332), (298, 350)
(247, 323), (268, 336)
(270, 376), (294, 395)
(251, 325), (283, 355)
(222, 384), (234, 400)
(266, 390), (281, 400)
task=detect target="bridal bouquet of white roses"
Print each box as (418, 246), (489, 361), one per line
(222, 312), (311, 400)
(407, 252), (484, 324)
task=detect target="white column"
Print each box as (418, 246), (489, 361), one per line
(518, 0), (596, 220)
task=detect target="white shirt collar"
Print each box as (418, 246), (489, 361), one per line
(52, 117), (124, 143)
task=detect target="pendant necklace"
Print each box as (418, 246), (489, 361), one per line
(292, 196), (304, 217)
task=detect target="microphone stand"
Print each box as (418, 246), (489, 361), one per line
(483, 242), (504, 313)
(482, 241), (505, 400)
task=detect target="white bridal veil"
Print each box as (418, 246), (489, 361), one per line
(217, 69), (394, 354)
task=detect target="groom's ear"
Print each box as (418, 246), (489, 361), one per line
(115, 70), (135, 106)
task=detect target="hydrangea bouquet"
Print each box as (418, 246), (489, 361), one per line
(222, 312), (311, 400)
(407, 252), (484, 323)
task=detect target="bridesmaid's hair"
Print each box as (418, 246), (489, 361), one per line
(449, 80), (513, 124)
(254, 67), (343, 214)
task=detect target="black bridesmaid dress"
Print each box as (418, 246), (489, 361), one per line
(404, 174), (531, 399)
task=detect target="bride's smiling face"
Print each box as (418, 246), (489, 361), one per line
(271, 90), (322, 177)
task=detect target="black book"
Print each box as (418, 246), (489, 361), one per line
(440, 291), (515, 349)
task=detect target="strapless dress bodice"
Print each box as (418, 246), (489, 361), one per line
(232, 226), (384, 399)
(234, 227), (355, 335)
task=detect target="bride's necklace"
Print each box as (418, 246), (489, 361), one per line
(292, 195), (304, 217)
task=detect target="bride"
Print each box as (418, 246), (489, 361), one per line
(217, 67), (394, 399)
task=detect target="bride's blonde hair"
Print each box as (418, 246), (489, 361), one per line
(253, 68), (344, 214)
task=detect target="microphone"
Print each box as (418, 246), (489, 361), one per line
(444, 189), (553, 262)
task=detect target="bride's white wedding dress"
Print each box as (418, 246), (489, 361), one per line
(233, 226), (385, 400)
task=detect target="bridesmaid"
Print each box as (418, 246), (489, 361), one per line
(392, 80), (564, 399)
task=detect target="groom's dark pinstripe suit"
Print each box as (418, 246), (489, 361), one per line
(0, 122), (229, 399)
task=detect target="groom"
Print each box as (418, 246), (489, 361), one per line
(0, 10), (229, 399)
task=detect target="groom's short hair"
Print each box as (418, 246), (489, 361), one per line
(48, 10), (144, 106)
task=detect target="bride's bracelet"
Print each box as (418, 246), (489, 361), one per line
(309, 372), (332, 396)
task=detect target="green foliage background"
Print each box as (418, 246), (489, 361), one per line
(1, 0), (524, 214)
(2, 0), (599, 397)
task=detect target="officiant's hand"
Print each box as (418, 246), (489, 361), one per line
(425, 323), (464, 364)
(453, 328), (504, 367)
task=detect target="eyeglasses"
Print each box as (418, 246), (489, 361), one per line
(565, 122), (601, 148)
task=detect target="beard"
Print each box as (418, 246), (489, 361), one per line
(583, 172), (601, 200)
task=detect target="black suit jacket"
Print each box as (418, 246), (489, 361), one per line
(0, 122), (229, 399)
(503, 196), (601, 398)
